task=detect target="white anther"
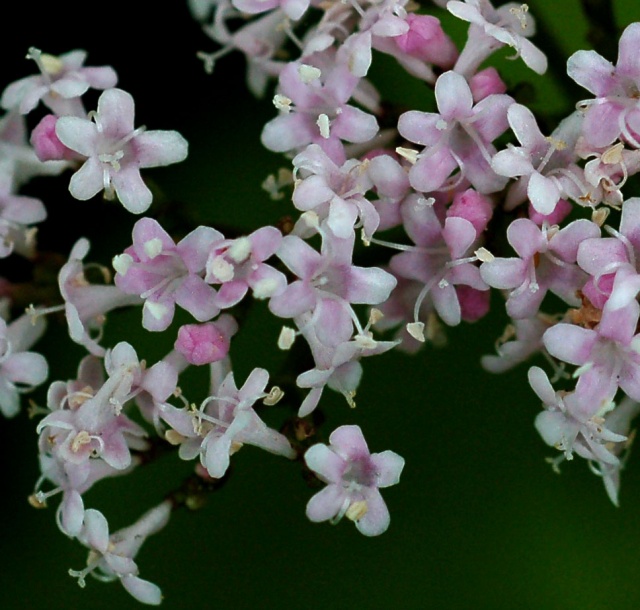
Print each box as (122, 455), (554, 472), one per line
(298, 64), (321, 83)
(143, 238), (163, 259)
(474, 247), (495, 263)
(395, 147), (419, 164)
(112, 253), (133, 275)
(273, 94), (292, 113)
(317, 113), (330, 139)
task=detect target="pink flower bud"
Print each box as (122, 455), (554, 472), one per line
(458, 286), (490, 322)
(30, 114), (75, 162)
(393, 15), (458, 68)
(174, 315), (238, 366)
(469, 68), (507, 103)
(447, 189), (493, 234)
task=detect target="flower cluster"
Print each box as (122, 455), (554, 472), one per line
(3, 0), (640, 605)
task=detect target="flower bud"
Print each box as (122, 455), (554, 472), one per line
(175, 315), (238, 365)
(469, 67), (507, 102)
(393, 15), (458, 68)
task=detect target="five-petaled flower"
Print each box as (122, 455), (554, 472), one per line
(304, 424), (404, 536)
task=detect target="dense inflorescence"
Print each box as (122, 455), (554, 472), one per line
(4, 1), (640, 604)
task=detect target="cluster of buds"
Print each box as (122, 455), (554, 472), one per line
(3, 0), (640, 604)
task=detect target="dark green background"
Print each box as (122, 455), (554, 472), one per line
(2, 1), (640, 608)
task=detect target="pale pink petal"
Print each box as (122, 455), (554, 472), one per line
(97, 88), (135, 138)
(435, 71), (473, 120)
(543, 324), (596, 365)
(371, 450), (405, 487)
(121, 576), (162, 606)
(355, 489), (390, 536)
(83, 509), (110, 552)
(69, 156), (103, 200)
(329, 424), (369, 458)
(305, 443), (346, 482)
(134, 130), (189, 168)
(112, 166), (153, 214)
(331, 105), (379, 143)
(55, 116), (97, 157)
(306, 484), (347, 522)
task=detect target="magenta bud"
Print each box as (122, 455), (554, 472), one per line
(458, 286), (490, 322)
(175, 315), (238, 366)
(469, 68), (507, 103)
(30, 114), (74, 162)
(448, 188), (493, 234)
(393, 15), (458, 68)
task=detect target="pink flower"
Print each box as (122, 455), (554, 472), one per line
(204, 226), (286, 308)
(269, 232), (396, 347)
(55, 88), (188, 213)
(568, 23), (640, 148)
(160, 367), (295, 478)
(398, 71), (512, 194)
(261, 61), (379, 163)
(56, 238), (141, 356)
(69, 503), (170, 604)
(114, 218), (220, 332)
(1, 47), (117, 116)
(448, 0), (547, 76)
(0, 312), (48, 417)
(305, 425), (404, 536)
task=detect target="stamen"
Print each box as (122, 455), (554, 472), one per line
(395, 147), (419, 164)
(368, 236), (417, 252)
(279, 19), (305, 51)
(317, 113), (331, 139)
(354, 332), (377, 349)
(412, 275), (442, 327)
(509, 4), (529, 29)
(342, 0), (365, 17)
(406, 321), (425, 342)
(368, 308), (384, 326)
(273, 94), (292, 113)
(263, 386), (284, 405)
(112, 253), (133, 275)
(27, 47), (64, 79)
(197, 47), (233, 74)
(345, 500), (368, 521)
(475, 247), (494, 263)
(298, 64), (321, 83)
(277, 326), (297, 350)
(165, 429), (185, 445)
(573, 361), (594, 378)
(26, 303), (65, 324)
